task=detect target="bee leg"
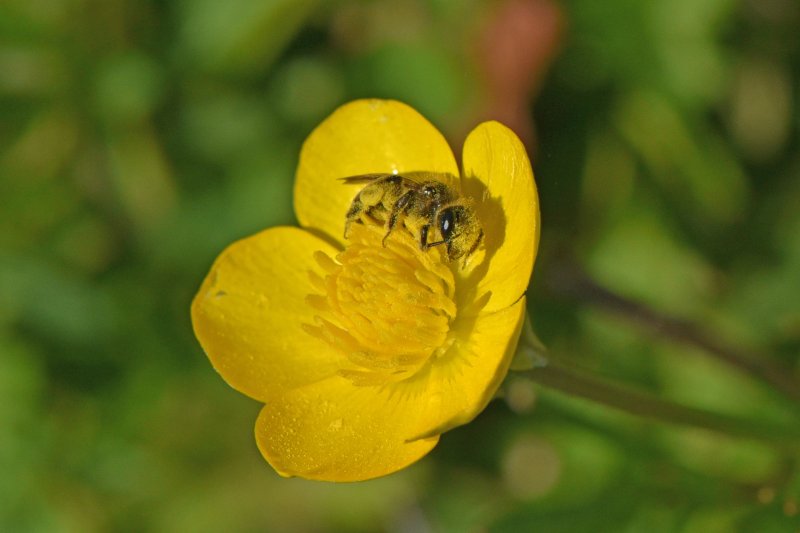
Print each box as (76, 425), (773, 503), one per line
(345, 176), (396, 239)
(343, 197), (365, 239)
(419, 224), (430, 250)
(343, 218), (357, 239)
(466, 229), (484, 258)
(383, 190), (414, 246)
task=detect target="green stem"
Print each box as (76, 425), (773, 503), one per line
(516, 318), (800, 447)
(544, 259), (800, 403)
(525, 363), (800, 446)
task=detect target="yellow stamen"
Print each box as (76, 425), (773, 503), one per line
(305, 223), (456, 384)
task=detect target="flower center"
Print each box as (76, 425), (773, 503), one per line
(304, 223), (456, 385)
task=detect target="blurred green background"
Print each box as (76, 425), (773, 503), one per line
(2, 0), (799, 531)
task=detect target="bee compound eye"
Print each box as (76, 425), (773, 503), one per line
(439, 208), (456, 240)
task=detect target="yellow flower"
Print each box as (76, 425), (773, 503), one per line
(191, 99), (540, 481)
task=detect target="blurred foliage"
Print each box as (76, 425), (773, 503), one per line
(1, 0), (799, 531)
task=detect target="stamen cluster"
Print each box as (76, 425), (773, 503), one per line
(304, 224), (456, 385)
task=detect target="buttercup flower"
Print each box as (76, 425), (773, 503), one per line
(191, 99), (539, 481)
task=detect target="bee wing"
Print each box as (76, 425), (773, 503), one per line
(339, 173), (431, 190)
(338, 174), (393, 184)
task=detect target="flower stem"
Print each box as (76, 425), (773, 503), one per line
(525, 362), (800, 446)
(516, 317), (800, 447)
(544, 258), (800, 403)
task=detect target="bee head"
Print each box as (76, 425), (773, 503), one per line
(437, 204), (483, 263)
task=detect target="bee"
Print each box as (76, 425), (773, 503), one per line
(342, 173), (483, 264)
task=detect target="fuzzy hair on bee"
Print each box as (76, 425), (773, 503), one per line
(342, 173), (484, 265)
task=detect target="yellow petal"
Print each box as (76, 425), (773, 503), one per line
(460, 121), (540, 314)
(402, 297), (527, 440)
(255, 299), (525, 481)
(191, 227), (342, 402)
(294, 99), (460, 245)
(256, 376), (440, 481)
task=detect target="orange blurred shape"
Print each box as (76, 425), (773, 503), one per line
(476, 0), (565, 150)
